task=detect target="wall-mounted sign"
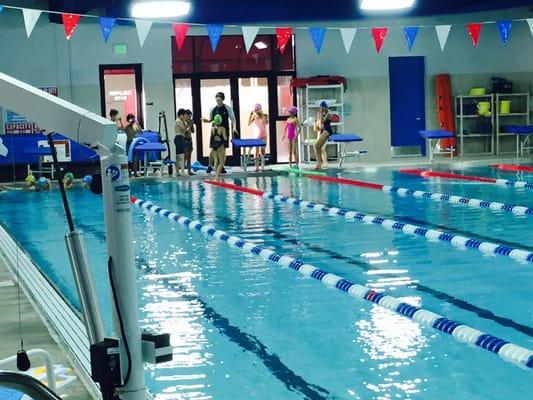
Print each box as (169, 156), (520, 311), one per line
(113, 43), (128, 55)
(3, 87), (59, 134)
(38, 139), (71, 163)
(109, 89), (133, 102)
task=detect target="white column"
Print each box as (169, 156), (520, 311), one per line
(100, 150), (146, 400)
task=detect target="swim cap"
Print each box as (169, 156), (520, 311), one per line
(288, 106), (298, 115)
(213, 114), (223, 126)
(82, 175), (92, 184)
(254, 103), (262, 112)
(25, 174), (36, 184)
(64, 172), (74, 181)
(37, 177), (48, 186)
(320, 100), (328, 108)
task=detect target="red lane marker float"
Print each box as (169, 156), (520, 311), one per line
(204, 179), (265, 196)
(130, 195), (138, 202)
(491, 164), (533, 173)
(307, 175), (384, 189)
(399, 169), (497, 183)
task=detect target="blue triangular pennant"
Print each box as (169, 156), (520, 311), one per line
(497, 20), (512, 45)
(403, 26), (419, 51)
(99, 17), (116, 42)
(207, 24), (224, 52)
(309, 27), (326, 54)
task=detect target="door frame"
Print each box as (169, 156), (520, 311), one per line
(99, 63), (144, 128)
(173, 71), (296, 166)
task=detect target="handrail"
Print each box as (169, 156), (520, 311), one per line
(0, 371), (62, 400)
(0, 349), (56, 392)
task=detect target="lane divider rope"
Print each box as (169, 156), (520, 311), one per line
(307, 175), (533, 217)
(399, 169), (533, 189)
(130, 194), (533, 370)
(492, 164), (533, 173)
(204, 180), (533, 264)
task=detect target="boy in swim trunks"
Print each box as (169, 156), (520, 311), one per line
(282, 106), (300, 168)
(174, 109), (188, 176)
(210, 114), (227, 179)
(183, 109), (195, 175)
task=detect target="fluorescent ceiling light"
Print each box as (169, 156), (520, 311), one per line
(254, 41), (268, 50)
(131, 1), (191, 18)
(360, 0), (415, 11)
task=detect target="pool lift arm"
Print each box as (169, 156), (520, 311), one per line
(0, 72), (170, 399)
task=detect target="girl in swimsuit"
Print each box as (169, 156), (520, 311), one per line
(210, 114), (228, 179)
(248, 103), (269, 172)
(314, 101), (333, 170)
(282, 106), (301, 168)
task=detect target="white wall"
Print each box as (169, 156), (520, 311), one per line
(0, 6), (532, 161)
(295, 8), (533, 160)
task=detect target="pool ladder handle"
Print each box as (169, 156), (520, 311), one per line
(0, 348), (57, 392)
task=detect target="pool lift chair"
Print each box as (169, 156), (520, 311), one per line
(0, 72), (172, 400)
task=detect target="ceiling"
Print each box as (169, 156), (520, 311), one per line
(45, 0), (533, 24)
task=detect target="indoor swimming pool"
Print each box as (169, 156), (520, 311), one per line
(0, 166), (532, 400)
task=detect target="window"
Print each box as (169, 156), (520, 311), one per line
(172, 35), (294, 74)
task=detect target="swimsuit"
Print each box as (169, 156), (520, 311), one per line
(183, 137), (193, 152)
(174, 135), (185, 154)
(323, 113), (333, 136)
(287, 120), (297, 141)
(210, 128), (225, 151)
(211, 106), (230, 147)
(253, 117), (268, 140)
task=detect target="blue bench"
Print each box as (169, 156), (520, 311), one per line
(232, 139), (266, 172)
(328, 134), (366, 168)
(502, 125), (533, 157)
(419, 130), (455, 163)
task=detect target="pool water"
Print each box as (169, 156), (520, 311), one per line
(0, 165), (532, 400)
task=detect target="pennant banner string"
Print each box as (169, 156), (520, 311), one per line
(0, 4), (530, 31)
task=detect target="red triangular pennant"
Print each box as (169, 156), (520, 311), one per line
(62, 13), (81, 40)
(172, 23), (189, 50)
(276, 27), (293, 55)
(466, 23), (482, 47)
(371, 27), (388, 53)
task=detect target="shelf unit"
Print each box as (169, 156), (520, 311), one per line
(495, 92), (530, 155)
(455, 94), (495, 156)
(297, 84), (345, 164)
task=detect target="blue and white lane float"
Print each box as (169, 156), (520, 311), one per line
(204, 181), (533, 264)
(130, 195), (533, 370)
(307, 175), (533, 217)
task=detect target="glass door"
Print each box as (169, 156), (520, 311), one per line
(198, 78), (237, 165)
(275, 76), (294, 163)
(99, 64), (144, 127)
(238, 77), (270, 155)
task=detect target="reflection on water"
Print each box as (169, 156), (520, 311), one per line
(356, 296), (429, 398)
(141, 272), (212, 400)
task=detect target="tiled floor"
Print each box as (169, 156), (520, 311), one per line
(0, 257), (92, 400)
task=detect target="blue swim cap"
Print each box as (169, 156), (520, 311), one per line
(320, 101), (328, 108)
(83, 175), (92, 184)
(37, 177), (48, 186)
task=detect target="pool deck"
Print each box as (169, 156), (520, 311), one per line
(0, 255), (92, 399)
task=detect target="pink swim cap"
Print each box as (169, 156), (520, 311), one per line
(254, 103), (262, 112)
(288, 106), (298, 115)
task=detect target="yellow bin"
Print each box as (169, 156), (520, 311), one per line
(477, 101), (491, 116)
(500, 100), (511, 114)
